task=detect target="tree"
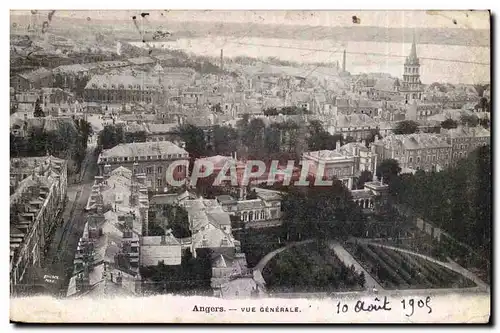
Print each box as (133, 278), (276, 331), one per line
(460, 114), (479, 127)
(98, 125), (124, 150)
(33, 99), (45, 117)
(473, 84), (487, 98)
(393, 120), (419, 135)
(281, 180), (366, 241)
(376, 159), (401, 184)
(356, 170), (373, 189)
(179, 124), (207, 159)
(124, 131), (147, 143)
(366, 129), (381, 146)
(479, 97), (490, 112)
(163, 204), (191, 238)
(441, 119), (458, 129)
(212, 125), (238, 156)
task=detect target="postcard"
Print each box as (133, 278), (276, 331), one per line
(9, 9), (491, 324)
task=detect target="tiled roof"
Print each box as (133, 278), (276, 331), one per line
(84, 74), (162, 91)
(236, 199), (266, 211)
(127, 57), (155, 65)
(53, 64), (89, 74)
(374, 133), (452, 150)
(100, 141), (188, 159)
(18, 67), (51, 82)
(304, 149), (349, 161)
(192, 227), (234, 249)
(443, 126), (490, 139)
(336, 114), (377, 128)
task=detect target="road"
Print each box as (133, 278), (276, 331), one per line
(43, 145), (98, 296)
(329, 241), (383, 291)
(253, 239), (314, 273)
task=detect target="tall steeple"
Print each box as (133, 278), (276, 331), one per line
(342, 49), (346, 72)
(406, 30), (419, 65)
(401, 29), (422, 102)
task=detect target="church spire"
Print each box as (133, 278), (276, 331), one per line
(407, 30), (419, 65)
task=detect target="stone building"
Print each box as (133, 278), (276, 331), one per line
(441, 125), (490, 163)
(216, 188), (284, 229)
(97, 141), (189, 193)
(371, 133), (452, 172)
(10, 157), (68, 294)
(302, 144), (357, 189)
(11, 67), (53, 92)
(83, 74), (162, 104)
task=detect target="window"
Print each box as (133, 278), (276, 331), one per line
(124, 157), (128, 161)
(146, 167), (153, 174)
(147, 156), (152, 160)
(157, 179), (162, 187)
(157, 166), (162, 174)
(176, 165), (183, 173)
(157, 155), (161, 159)
(409, 157), (413, 163)
(417, 157), (420, 163)
(134, 156), (139, 161)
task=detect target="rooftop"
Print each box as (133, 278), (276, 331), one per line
(18, 67), (51, 82)
(84, 74), (161, 91)
(374, 133), (452, 150)
(100, 141), (188, 159)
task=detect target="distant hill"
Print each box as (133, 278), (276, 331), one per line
(10, 14), (490, 48)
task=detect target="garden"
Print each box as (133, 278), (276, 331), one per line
(344, 242), (476, 290)
(262, 242), (365, 293)
(233, 226), (285, 268)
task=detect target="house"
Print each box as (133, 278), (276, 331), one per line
(97, 141), (189, 193)
(10, 159), (68, 295)
(84, 74), (162, 104)
(371, 133), (452, 172)
(141, 231), (182, 266)
(327, 114), (378, 140)
(440, 125), (490, 163)
(211, 252), (255, 297)
(302, 144), (356, 189)
(181, 198), (237, 257)
(11, 68), (53, 92)
(216, 187), (284, 229)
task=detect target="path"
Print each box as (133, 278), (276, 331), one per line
(253, 239), (314, 272)
(367, 242), (489, 291)
(329, 242), (383, 291)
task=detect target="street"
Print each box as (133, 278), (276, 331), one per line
(43, 144), (98, 296)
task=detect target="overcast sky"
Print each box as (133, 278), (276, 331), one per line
(10, 10), (490, 30)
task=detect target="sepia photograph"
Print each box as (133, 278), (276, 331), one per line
(8, 9), (491, 324)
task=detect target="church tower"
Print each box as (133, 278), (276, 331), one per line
(400, 31), (422, 102)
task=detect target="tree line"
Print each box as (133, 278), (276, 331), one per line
(383, 146), (491, 265)
(10, 118), (92, 174)
(179, 113), (355, 164)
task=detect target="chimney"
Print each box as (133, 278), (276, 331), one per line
(342, 49), (346, 72)
(335, 140), (340, 151)
(116, 272), (122, 286)
(220, 49), (224, 72)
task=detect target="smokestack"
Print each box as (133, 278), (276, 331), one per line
(342, 49), (346, 72)
(220, 49), (224, 72)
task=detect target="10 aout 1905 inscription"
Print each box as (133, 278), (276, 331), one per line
(336, 296), (432, 317)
